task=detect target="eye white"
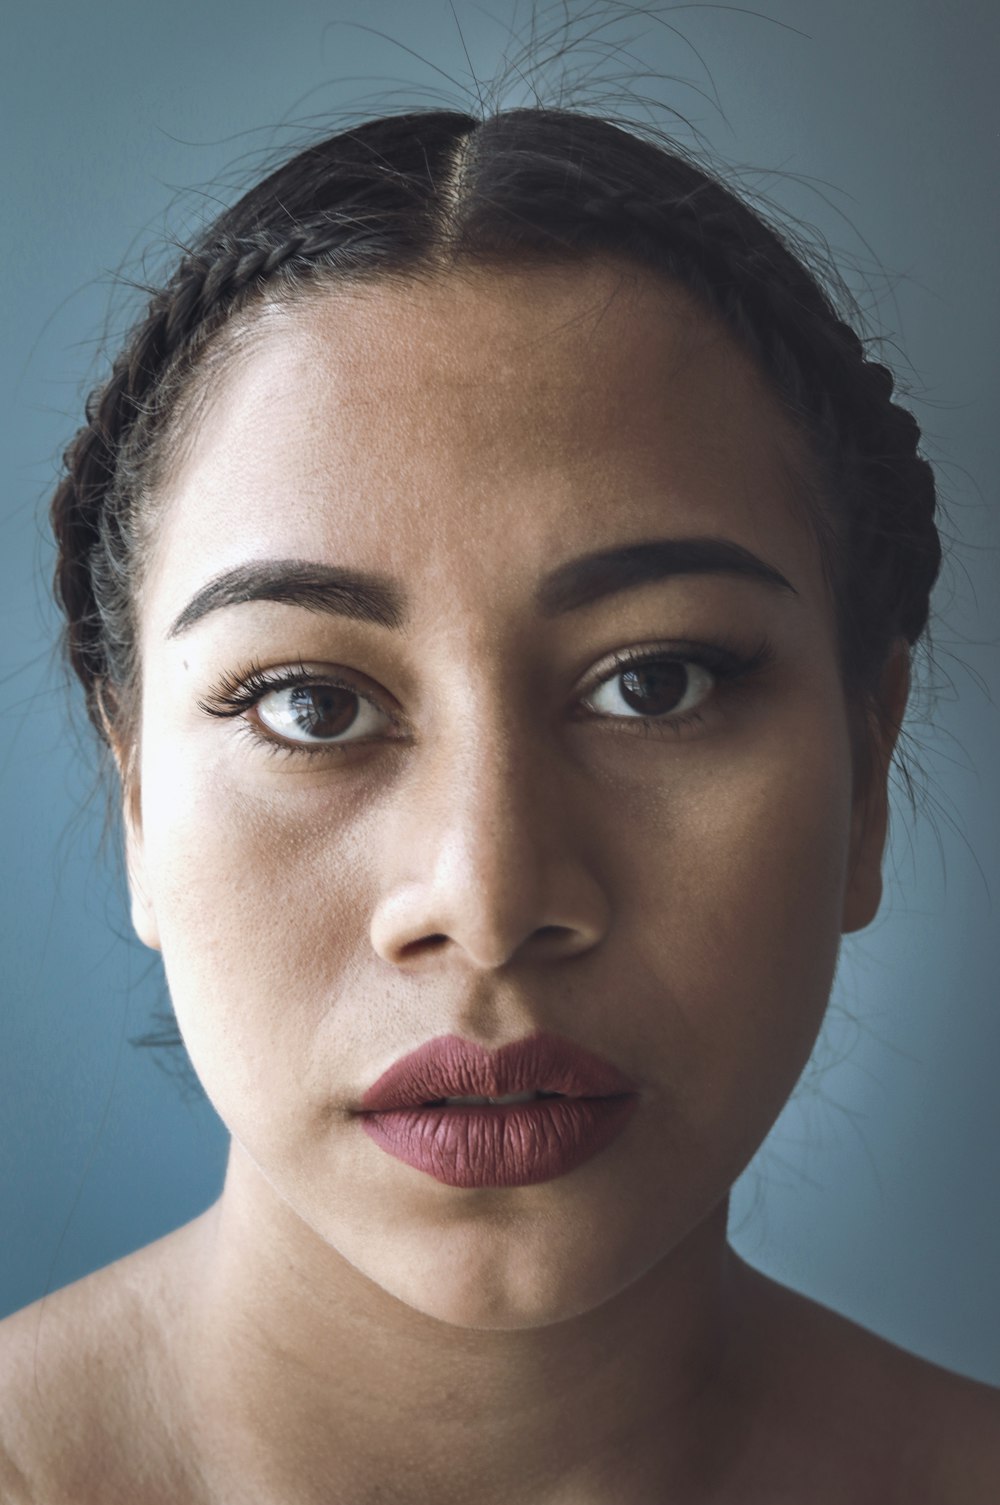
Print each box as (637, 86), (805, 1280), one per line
(256, 683), (388, 745)
(252, 657), (716, 748)
(585, 659), (714, 720)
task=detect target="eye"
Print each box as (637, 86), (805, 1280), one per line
(197, 660), (398, 756)
(255, 680), (390, 747)
(198, 635), (775, 759)
(578, 638), (771, 736)
(582, 653), (714, 724)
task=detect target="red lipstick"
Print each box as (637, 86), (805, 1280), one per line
(356, 1031), (639, 1189)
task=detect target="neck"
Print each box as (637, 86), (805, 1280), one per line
(178, 1141), (754, 1505)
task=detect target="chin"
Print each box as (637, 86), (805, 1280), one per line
(324, 1189), (687, 1333)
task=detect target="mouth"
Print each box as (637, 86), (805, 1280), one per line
(357, 1084), (640, 1189)
(357, 1032), (638, 1115)
(420, 1090), (568, 1108)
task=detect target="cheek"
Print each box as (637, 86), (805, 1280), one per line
(137, 743), (375, 1138)
(618, 711), (853, 1158)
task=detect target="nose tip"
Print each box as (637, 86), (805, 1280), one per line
(371, 863), (607, 973)
(367, 721), (610, 971)
(376, 906), (597, 973)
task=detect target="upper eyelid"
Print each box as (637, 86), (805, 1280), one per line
(235, 641), (743, 739)
(238, 643), (721, 705)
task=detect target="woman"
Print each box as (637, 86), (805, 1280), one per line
(1, 103), (998, 1502)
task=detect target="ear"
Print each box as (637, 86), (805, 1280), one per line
(121, 777), (162, 953)
(841, 638), (911, 935)
(98, 686), (161, 953)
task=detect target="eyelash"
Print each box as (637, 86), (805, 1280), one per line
(197, 635), (777, 762)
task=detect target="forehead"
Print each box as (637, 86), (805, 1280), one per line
(144, 260), (824, 630)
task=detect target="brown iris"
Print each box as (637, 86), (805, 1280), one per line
(618, 661), (689, 716)
(285, 684), (359, 740)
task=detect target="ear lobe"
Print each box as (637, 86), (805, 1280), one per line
(121, 781), (161, 953)
(841, 639), (911, 935)
(841, 784), (887, 935)
(98, 686), (161, 954)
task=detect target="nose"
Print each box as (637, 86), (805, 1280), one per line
(368, 698), (609, 972)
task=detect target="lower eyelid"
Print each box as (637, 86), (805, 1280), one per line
(238, 719), (338, 760)
(206, 637), (773, 755)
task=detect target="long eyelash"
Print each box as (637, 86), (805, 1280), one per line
(197, 657), (379, 761)
(198, 633), (777, 760)
(197, 657), (318, 719)
(591, 633), (776, 737)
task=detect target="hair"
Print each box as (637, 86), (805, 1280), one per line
(50, 103), (941, 816)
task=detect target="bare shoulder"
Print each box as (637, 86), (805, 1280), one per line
(924, 1365), (1000, 1499)
(897, 1347), (1000, 1500)
(731, 1253), (1000, 1501)
(0, 1218), (208, 1505)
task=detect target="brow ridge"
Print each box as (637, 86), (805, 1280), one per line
(165, 536), (797, 640)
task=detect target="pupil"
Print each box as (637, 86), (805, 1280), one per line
(288, 684), (357, 738)
(620, 661), (686, 716)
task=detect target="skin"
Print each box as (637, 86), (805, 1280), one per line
(3, 258), (999, 1504)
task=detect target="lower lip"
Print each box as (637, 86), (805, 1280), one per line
(358, 1095), (639, 1188)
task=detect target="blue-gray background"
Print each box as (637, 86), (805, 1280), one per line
(2, 0), (998, 1381)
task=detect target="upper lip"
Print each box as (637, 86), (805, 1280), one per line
(357, 1030), (639, 1111)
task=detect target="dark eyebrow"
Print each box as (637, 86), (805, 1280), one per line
(537, 536), (797, 615)
(165, 536), (797, 640)
(167, 560), (405, 638)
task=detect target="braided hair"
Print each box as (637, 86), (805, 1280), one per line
(51, 106), (941, 797)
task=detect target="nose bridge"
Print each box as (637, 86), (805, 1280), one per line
(417, 659), (554, 891)
(430, 677), (542, 854)
(370, 650), (606, 971)
(421, 604), (537, 764)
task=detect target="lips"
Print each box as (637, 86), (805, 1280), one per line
(356, 1031), (640, 1189)
(357, 1030), (638, 1112)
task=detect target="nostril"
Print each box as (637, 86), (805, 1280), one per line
(399, 934), (448, 962)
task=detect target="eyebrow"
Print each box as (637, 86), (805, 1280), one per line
(165, 536), (798, 640)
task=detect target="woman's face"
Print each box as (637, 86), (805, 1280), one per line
(124, 260), (897, 1329)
